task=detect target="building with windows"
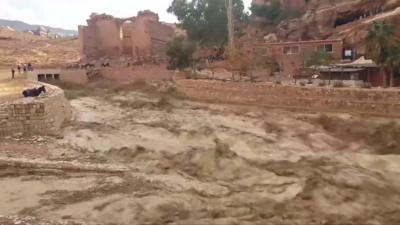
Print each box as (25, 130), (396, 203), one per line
(257, 39), (344, 77)
(318, 57), (388, 87)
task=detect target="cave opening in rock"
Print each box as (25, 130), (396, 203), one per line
(334, 11), (365, 27)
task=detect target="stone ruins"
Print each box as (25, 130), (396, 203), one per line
(78, 10), (181, 60)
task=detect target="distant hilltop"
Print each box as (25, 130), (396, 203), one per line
(0, 18), (78, 37)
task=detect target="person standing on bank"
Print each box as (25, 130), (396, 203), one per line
(11, 68), (15, 79)
(27, 63), (33, 71)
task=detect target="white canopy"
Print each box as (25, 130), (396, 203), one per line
(337, 57), (377, 68)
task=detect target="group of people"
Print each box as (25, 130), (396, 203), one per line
(206, 47), (225, 64)
(11, 63), (34, 79)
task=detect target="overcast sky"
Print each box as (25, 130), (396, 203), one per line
(0, 0), (253, 30)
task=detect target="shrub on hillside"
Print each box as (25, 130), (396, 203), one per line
(166, 37), (196, 70)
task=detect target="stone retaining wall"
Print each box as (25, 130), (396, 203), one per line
(0, 83), (72, 136)
(177, 80), (400, 116)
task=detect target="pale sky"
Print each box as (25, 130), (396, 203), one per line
(0, 0), (252, 30)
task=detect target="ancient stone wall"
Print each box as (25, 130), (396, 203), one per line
(78, 26), (87, 59)
(177, 80), (400, 116)
(0, 83), (71, 136)
(79, 11), (178, 60)
(94, 19), (123, 57)
(32, 69), (89, 84)
(149, 22), (175, 57)
(130, 16), (153, 58)
(122, 22), (134, 55)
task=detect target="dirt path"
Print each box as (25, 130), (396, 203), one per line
(1, 83), (400, 225)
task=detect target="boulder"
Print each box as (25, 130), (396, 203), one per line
(264, 33), (278, 43)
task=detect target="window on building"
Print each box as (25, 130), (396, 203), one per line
(283, 46), (299, 55)
(37, 74), (45, 81)
(344, 49), (352, 57)
(318, 44), (333, 53)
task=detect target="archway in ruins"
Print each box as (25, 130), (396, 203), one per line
(121, 20), (134, 56)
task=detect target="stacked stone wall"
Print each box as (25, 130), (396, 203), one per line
(177, 80), (400, 116)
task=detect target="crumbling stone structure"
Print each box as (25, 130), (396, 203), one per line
(0, 83), (71, 136)
(79, 10), (179, 60)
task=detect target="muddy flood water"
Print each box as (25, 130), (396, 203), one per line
(1, 82), (400, 225)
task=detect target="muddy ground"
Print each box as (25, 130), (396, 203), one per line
(1, 81), (400, 225)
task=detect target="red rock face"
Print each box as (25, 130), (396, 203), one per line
(250, 0), (400, 51)
(281, 0), (306, 10)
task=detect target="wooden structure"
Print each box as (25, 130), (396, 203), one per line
(318, 57), (385, 87)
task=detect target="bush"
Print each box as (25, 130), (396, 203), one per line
(250, 1), (281, 21)
(250, 0), (302, 24)
(299, 81), (306, 86)
(166, 37), (196, 70)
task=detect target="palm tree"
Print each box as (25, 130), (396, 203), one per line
(365, 21), (397, 87)
(384, 44), (400, 87)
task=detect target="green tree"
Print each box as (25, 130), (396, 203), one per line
(168, 0), (248, 46)
(366, 21), (397, 87)
(250, 0), (281, 22)
(384, 44), (400, 87)
(166, 37), (196, 69)
(250, 0), (302, 24)
(306, 51), (334, 67)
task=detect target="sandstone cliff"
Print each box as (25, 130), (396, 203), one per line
(252, 0), (400, 51)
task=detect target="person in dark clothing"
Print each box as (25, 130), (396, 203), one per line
(23, 65), (27, 74)
(11, 68), (15, 79)
(17, 65), (21, 74)
(27, 63), (33, 71)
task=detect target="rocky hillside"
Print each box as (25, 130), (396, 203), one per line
(251, 0), (400, 52)
(0, 27), (80, 68)
(0, 19), (78, 37)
